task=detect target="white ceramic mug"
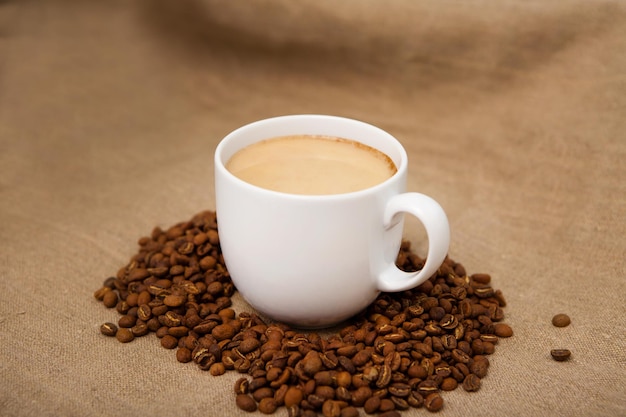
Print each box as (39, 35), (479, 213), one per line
(215, 115), (450, 328)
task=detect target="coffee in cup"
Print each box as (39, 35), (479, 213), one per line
(225, 134), (397, 195)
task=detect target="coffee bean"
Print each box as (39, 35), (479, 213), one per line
(234, 377), (249, 395)
(176, 347), (192, 363)
(269, 368), (291, 388)
(131, 322), (149, 337)
(212, 323), (236, 341)
(116, 328), (134, 343)
(238, 338), (261, 354)
(407, 391), (424, 408)
(417, 380), (439, 396)
(127, 267), (150, 283)
(441, 377), (458, 391)
(93, 286), (111, 301)
(160, 335), (178, 349)
(102, 276), (117, 289)
(163, 294), (186, 307)
(470, 356), (490, 378)
(102, 290), (118, 308)
(125, 292), (139, 307)
(462, 374), (481, 392)
(252, 387), (273, 402)
(340, 406), (359, 417)
(207, 229), (219, 245)
(452, 348), (471, 364)
(352, 349), (371, 367)
(552, 313), (571, 327)
(100, 322), (118, 337)
(284, 387), (304, 407)
(363, 395), (380, 413)
(155, 326), (169, 339)
(306, 394), (325, 409)
(494, 323), (513, 338)
(117, 314), (137, 328)
(321, 400), (342, 417)
(335, 371), (352, 388)
(160, 311), (182, 327)
(248, 377), (268, 393)
(550, 349), (571, 361)
(471, 273), (491, 284)
(258, 397), (278, 414)
(286, 405), (301, 417)
(136, 304), (152, 321)
(168, 326), (189, 338)
(390, 396), (409, 411)
(315, 386), (335, 401)
(274, 384), (289, 406)
(302, 351), (323, 376)
(424, 393), (444, 412)
(151, 304), (168, 317)
(376, 364), (392, 388)
(378, 412), (401, 417)
(351, 386), (372, 407)
(378, 398), (395, 413)
(236, 394), (257, 412)
(210, 363), (226, 376)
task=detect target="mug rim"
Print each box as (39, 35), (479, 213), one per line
(214, 114), (408, 200)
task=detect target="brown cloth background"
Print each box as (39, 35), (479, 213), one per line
(1, 1), (625, 416)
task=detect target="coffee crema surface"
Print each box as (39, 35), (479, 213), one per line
(225, 135), (397, 195)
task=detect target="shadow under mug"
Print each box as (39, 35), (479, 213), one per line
(215, 114), (450, 328)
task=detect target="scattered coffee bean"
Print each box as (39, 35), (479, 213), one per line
(100, 322), (118, 337)
(340, 406), (359, 417)
(552, 313), (571, 327)
(550, 349), (571, 362)
(102, 290), (118, 308)
(236, 394), (257, 412)
(95, 210), (512, 415)
(284, 387), (304, 407)
(115, 328), (134, 343)
(160, 334), (178, 349)
(440, 377), (458, 391)
(462, 374), (482, 392)
(102, 276), (117, 289)
(131, 322), (149, 337)
(118, 314), (136, 329)
(176, 347), (192, 363)
(209, 363), (226, 376)
(363, 395), (381, 414)
(494, 323), (513, 338)
(258, 397), (278, 414)
(424, 393), (444, 412)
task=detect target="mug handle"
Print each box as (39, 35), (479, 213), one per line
(377, 193), (450, 292)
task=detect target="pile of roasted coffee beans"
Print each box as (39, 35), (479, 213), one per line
(94, 210), (513, 416)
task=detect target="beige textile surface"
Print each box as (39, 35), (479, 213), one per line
(1, 0), (625, 416)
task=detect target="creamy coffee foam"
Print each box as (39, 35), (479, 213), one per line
(226, 135), (397, 195)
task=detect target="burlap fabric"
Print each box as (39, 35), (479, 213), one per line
(1, 1), (624, 416)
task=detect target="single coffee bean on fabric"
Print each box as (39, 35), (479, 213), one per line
(552, 313), (571, 327)
(462, 374), (482, 392)
(102, 290), (118, 308)
(551, 349), (572, 361)
(235, 394), (257, 412)
(100, 322), (117, 337)
(424, 393), (444, 412)
(115, 328), (134, 343)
